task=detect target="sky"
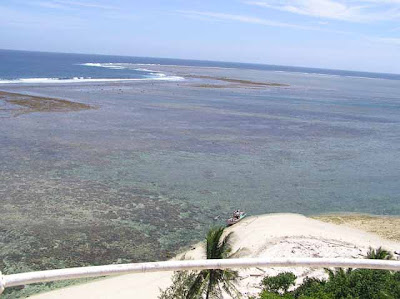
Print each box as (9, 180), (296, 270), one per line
(0, 0), (399, 73)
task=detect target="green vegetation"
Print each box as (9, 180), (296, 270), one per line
(255, 247), (400, 299)
(159, 226), (241, 299)
(366, 247), (393, 260)
(261, 272), (297, 294)
(256, 268), (400, 299)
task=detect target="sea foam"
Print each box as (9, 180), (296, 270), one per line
(0, 76), (184, 84)
(80, 63), (128, 70)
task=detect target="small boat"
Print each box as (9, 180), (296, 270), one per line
(227, 210), (246, 226)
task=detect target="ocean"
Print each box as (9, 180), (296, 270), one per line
(1, 49), (400, 296)
(1, 49), (400, 83)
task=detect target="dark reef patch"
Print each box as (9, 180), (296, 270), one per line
(0, 91), (94, 116)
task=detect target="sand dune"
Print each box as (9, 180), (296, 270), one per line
(33, 213), (400, 298)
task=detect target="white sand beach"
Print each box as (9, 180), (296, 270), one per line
(33, 213), (400, 298)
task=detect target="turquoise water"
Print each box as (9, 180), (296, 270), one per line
(1, 49), (400, 296)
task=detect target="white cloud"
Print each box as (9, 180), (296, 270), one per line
(0, 5), (84, 29)
(177, 10), (400, 49)
(244, 0), (400, 22)
(362, 0), (400, 3)
(176, 10), (345, 32)
(34, 0), (118, 10)
(54, 0), (118, 10)
(36, 1), (72, 10)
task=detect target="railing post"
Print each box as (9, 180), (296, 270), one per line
(0, 271), (5, 295)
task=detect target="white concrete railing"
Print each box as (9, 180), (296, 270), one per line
(1, 257), (400, 295)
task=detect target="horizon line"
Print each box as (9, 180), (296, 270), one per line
(1, 47), (400, 77)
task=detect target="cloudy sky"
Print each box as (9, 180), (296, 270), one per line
(0, 0), (399, 73)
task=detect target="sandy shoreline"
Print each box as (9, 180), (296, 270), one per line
(33, 213), (400, 298)
(313, 214), (400, 242)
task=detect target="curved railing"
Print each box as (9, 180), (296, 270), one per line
(1, 257), (400, 295)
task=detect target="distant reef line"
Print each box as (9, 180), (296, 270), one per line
(183, 74), (289, 88)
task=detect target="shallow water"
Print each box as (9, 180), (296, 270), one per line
(1, 54), (400, 296)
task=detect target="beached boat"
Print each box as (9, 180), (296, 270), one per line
(227, 211), (246, 226)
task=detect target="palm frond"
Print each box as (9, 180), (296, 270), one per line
(222, 269), (239, 281)
(221, 278), (241, 299)
(366, 247), (393, 260)
(164, 226), (243, 299)
(206, 227), (225, 259)
(228, 247), (246, 259)
(218, 232), (234, 258)
(186, 272), (206, 299)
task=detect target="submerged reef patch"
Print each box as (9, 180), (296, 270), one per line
(0, 91), (94, 116)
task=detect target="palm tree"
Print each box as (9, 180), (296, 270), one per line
(366, 247), (393, 260)
(186, 226), (241, 299)
(160, 226), (241, 299)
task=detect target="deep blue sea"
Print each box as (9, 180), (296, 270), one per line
(1, 49), (399, 83)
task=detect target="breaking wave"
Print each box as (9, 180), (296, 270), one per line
(0, 76), (184, 84)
